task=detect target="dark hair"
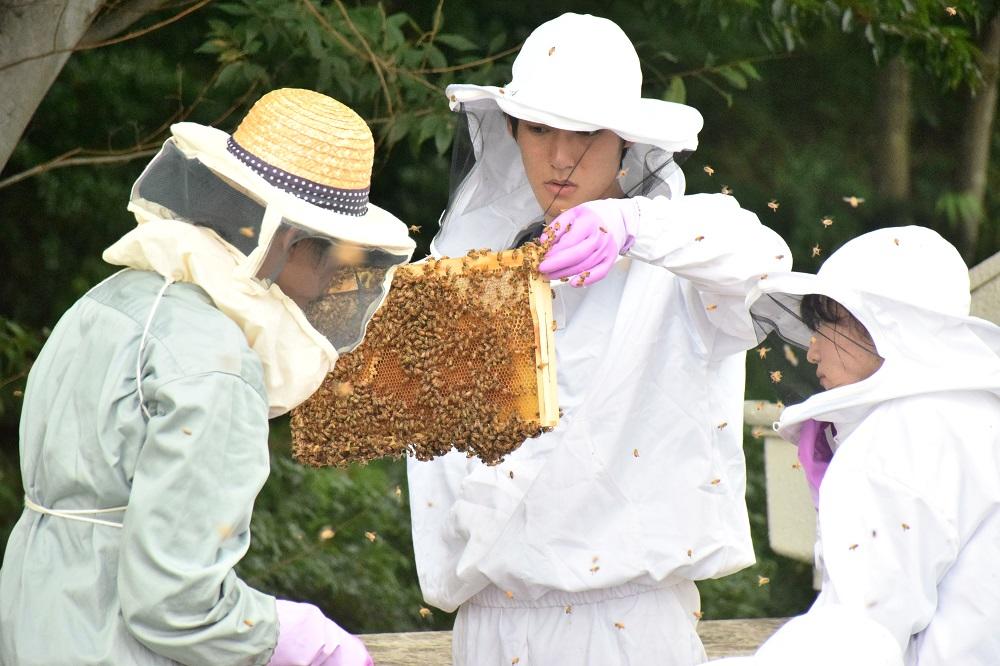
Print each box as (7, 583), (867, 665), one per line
(504, 113), (629, 167)
(800, 293), (881, 356)
(800, 293), (843, 332)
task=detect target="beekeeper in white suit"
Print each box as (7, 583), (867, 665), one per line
(0, 88), (415, 666)
(718, 225), (1000, 665)
(407, 13), (792, 665)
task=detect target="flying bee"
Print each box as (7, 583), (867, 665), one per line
(767, 199), (779, 212)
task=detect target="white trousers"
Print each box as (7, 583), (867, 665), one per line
(452, 580), (707, 666)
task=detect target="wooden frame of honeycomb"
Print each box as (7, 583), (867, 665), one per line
(291, 243), (558, 466)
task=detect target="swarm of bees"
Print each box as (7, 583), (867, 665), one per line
(291, 243), (559, 467)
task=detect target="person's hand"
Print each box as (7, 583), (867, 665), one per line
(538, 198), (639, 286)
(269, 600), (374, 666)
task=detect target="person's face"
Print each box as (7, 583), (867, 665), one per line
(274, 238), (344, 309)
(806, 308), (884, 390)
(512, 120), (627, 222)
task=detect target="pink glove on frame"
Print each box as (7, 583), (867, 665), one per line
(538, 198), (639, 286)
(797, 418), (834, 508)
(269, 600), (373, 666)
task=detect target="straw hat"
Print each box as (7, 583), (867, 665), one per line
(445, 13), (703, 153)
(167, 88), (414, 254)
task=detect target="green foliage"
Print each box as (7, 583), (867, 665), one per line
(239, 425), (451, 633)
(0, 319), (40, 420)
(699, 424), (816, 619)
(195, 0), (513, 159)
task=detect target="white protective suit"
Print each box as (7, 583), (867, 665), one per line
(407, 108), (792, 663)
(732, 226), (1000, 665)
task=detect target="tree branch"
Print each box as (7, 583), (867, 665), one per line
(332, 0), (394, 116)
(0, 146), (160, 190)
(79, 0), (173, 46)
(0, 0), (211, 74)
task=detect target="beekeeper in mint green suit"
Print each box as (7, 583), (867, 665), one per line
(0, 88), (414, 665)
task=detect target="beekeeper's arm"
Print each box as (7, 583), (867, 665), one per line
(119, 369), (371, 666)
(118, 371), (280, 665)
(539, 193), (791, 356)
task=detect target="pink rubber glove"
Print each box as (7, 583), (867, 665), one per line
(538, 198), (639, 286)
(269, 600), (373, 666)
(797, 419), (834, 508)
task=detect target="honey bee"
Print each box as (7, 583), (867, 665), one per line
(849, 543), (859, 551)
(408, 224), (422, 233)
(703, 165), (715, 176)
(821, 216), (834, 228)
(365, 531), (377, 542)
(182, 427), (193, 435)
(706, 303), (718, 311)
(694, 235), (705, 241)
(842, 195), (865, 208)
(758, 576), (770, 587)
(239, 226), (255, 238)
(717, 421), (728, 429)
(721, 185), (733, 195)
(769, 370), (783, 383)
(901, 523), (911, 531)
(767, 199), (779, 212)
(693, 610), (703, 620)
(757, 346), (771, 359)
(945, 6), (957, 16)
(812, 244), (822, 258)
(710, 478), (721, 486)
(548, 46), (556, 55)
(614, 622), (625, 630)
(633, 448), (639, 457)
(419, 607), (433, 619)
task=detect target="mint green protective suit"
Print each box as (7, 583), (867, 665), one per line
(0, 269), (278, 665)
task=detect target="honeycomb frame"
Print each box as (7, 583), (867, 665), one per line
(291, 243), (558, 466)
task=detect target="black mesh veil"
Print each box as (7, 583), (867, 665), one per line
(131, 139), (410, 353)
(434, 100), (692, 255)
(134, 140), (265, 255)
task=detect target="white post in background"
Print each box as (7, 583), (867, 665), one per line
(744, 401), (819, 588)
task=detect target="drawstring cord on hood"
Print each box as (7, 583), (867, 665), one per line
(137, 275), (175, 420)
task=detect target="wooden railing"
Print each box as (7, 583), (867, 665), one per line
(361, 618), (786, 665)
